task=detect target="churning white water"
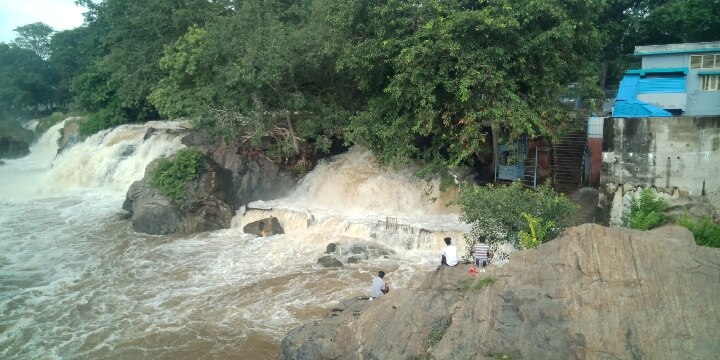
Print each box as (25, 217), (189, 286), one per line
(0, 122), (469, 359)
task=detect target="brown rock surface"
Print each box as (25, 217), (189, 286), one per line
(281, 224), (720, 360)
(123, 155), (234, 235)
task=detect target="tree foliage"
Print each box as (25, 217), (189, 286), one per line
(457, 181), (578, 256)
(148, 148), (205, 203)
(677, 215), (720, 248)
(0, 43), (55, 118)
(622, 188), (668, 230)
(13, 22), (54, 59)
(1, 0), (718, 169)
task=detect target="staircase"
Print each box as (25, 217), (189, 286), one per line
(552, 127), (587, 194)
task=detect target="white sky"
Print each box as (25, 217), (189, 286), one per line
(0, 0), (87, 43)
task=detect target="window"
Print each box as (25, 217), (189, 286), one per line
(690, 54), (720, 69)
(702, 75), (720, 91)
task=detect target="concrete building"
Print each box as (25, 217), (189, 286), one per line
(612, 41), (720, 117)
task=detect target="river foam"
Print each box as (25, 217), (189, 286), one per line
(0, 121), (468, 359)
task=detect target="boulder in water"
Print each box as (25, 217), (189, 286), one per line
(317, 256), (343, 268)
(242, 217), (285, 237)
(0, 136), (30, 159)
(123, 155), (234, 235)
(57, 119), (80, 154)
(326, 243), (338, 253)
(281, 224), (720, 360)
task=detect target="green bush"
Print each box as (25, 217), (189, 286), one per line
(148, 148), (205, 203)
(78, 109), (127, 138)
(457, 181), (578, 258)
(519, 212), (554, 250)
(677, 215), (720, 248)
(622, 188), (667, 230)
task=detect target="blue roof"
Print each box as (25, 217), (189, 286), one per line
(638, 78), (686, 93)
(616, 75), (640, 101)
(612, 74), (674, 117)
(613, 101), (673, 117)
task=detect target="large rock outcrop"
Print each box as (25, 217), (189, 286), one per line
(280, 224), (720, 360)
(123, 156), (234, 235)
(183, 131), (296, 208)
(124, 130), (300, 235)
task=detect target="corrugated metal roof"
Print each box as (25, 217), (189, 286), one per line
(612, 100), (672, 117)
(638, 78), (686, 93)
(616, 75), (640, 101)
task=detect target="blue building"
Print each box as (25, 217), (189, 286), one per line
(612, 41), (720, 117)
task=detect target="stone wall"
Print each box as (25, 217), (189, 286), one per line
(601, 116), (720, 199)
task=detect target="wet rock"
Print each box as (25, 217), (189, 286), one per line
(346, 242), (395, 259)
(123, 155), (234, 235)
(181, 130), (296, 208)
(119, 145), (136, 158)
(346, 256), (361, 264)
(326, 243), (338, 253)
(57, 120), (80, 154)
(317, 256), (343, 268)
(282, 224), (720, 360)
(0, 160), (4, 165)
(0, 136), (30, 159)
(243, 217), (285, 237)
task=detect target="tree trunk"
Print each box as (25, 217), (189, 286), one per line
(286, 112), (299, 155)
(491, 120), (499, 183)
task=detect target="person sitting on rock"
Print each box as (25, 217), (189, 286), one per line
(474, 235), (493, 267)
(370, 271), (390, 299)
(440, 237), (458, 267)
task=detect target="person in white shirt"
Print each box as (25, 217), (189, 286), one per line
(440, 237), (458, 267)
(370, 271), (389, 298)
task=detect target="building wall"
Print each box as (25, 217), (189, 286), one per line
(685, 69), (720, 116)
(640, 54), (720, 116)
(601, 117), (720, 198)
(641, 54), (687, 69)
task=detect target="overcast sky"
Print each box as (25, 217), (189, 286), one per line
(0, 0), (87, 43)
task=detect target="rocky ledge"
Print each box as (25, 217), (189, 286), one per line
(280, 224), (720, 360)
(123, 130), (298, 235)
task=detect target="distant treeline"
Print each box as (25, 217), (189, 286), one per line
(0, 0), (717, 168)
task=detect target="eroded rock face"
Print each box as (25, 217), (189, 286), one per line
(281, 224), (720, 360)
(0, 136), (30, 159)
(182, 132), (296, 208)
(123, 156), (234, 235)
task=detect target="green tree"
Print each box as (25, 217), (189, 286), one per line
(327, 0), (603, 167)
(47, 27), (93, 107)
(0, 43), (55, 118)
(457, 181), (578, 256)
(71, 0), (231, 134)
(13, 22), (54, 59)
(150, 0), (356, 157)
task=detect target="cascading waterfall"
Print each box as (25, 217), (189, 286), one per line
(0, 124), (469, 360)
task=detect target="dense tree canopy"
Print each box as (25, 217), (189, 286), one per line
(1, 0), (718, 169)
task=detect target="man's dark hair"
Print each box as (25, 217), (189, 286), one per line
(378, 271), (385, 278)
(478, 235), (486, 243)
(444, 237), (451, 245)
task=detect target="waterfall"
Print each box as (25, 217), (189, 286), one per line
(0, 120), (187, 201)
(0, 132), (470, 359)
(239, 147), (470, 255)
